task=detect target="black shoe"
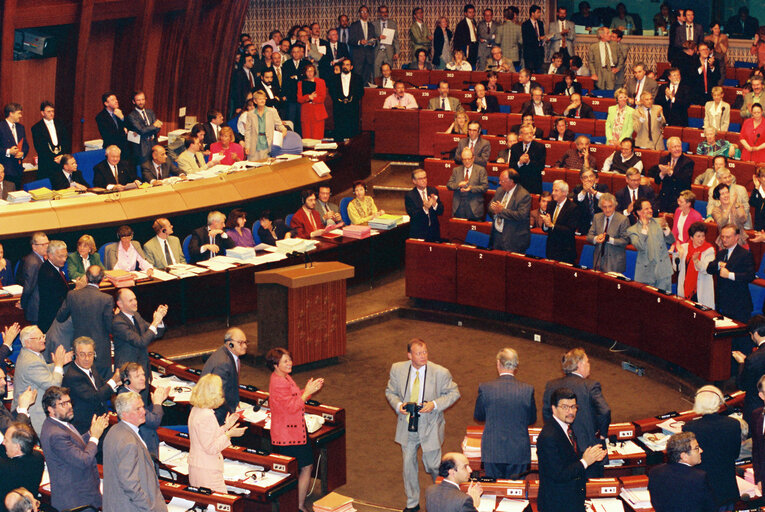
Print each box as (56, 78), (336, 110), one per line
(403, 506), (420, 512)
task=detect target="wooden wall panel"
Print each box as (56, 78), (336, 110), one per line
(10, 59), (57, 163)
(81, 21), (116, 143)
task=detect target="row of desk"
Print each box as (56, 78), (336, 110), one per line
(405, 240), (743, 381)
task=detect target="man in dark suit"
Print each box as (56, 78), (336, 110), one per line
(202, 110), (224, 149)
(349, 6), (377, 85)
(254, 69), (285, 112)
(0, 368), (32, 434)
(425, 453), (483, 512)
(647, 137), (693, 213)
(537, 387), (606, 512)
(726, 7), (759, 39)
(39, 385), (108, 512)
(95, 92), (128, 154)
(125, 91), (161, 164)
(455, 122), (491, 167)
(690, 42), (721, 105)
(141, 145), (183, 185)
(112, 288), (167, 392)
(489, 170), (531, 253)
(453, 4), (479, 69)
(543, 348), (612, 478)
(615, 168), (656, 225)
(329, 58), (365, 141)
(405, 169), (443, 242)
(229, 54), (257, 117)
(30, 101), (70, 182)
(655, 68), (691, 127)
(521, 87), (554, 116)
(474, 348), (536, 478)
(18, 232), (48, 325)
(202, 327), (249, 424)
(511, 68), (543, 94)
(282, 43), (310, 134)
(562, 93), (595, 119)
(0, 422), (44, 507)
(648, 432), (716, 512)
(509, 125), (546, 194)
(672, 8), (704, 49)
(189, 210), (236, 263)
(542, 180), (579, 264)
(103, 392), (166, 512)
(117, 362), (168, 460)
(708, 224), (756, 323)
(92, 145), (140, 190)
(470, 84), (499, 113)
(446, 147), (489, 222)
(0, 103), (29, 189)
(36, 240), (70, 333)
(49, 153), (90, 191)
(321, 29), (350, 78)
(573, 169), (610, 234)
(682, 385), (741, 510)
(335, 14), (352, 58)
(733, 316), (765, 431)
(0, 164), (15, 199)
(521, 5), (546, 73)
(62, 337), (120, 433)
(752, 374), (765, 490)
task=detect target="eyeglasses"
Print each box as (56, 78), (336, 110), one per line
(56, 399), (72, 407)
(557, 404), (579, 411)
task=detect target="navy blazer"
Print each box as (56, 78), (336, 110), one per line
(0, 120), (29, 182)
(537, 420), (587, 512)
(543, 199), (579, 264)
(648, 154), (693, 213)
(509, 140), (546, 195)
(614, 184), (657, 224)
(62, 363), (114, 434)
(707, 244), (756, 322)
(474, 374), (536, 466)
(202, 345), (240, 424)
(404, 186), (443, 242)
(92, 158), (137, 188)
(95, 108), (127, 151)
(738, 346), (765, 427)
(752, 407), (765, 486)
(648, 462), (716, 512)
(36, 260), (69, 333)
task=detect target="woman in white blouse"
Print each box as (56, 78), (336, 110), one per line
(703, 86), (730, 132)
(446, 49), (472, 71)
(104, 225), (154, 276)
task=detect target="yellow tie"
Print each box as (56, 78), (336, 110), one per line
(410, 371), (420, 403)
(552, 203), (561, 225)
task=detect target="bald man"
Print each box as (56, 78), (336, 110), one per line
(201, 327), (250, 424)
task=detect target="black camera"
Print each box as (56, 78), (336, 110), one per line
(403, 402), (423, 432)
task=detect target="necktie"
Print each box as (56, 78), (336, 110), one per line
(67, 173), (72, 185)
(87, 370), (97, 389)
(141, 110), (149, 126)
(703, 61), (708, 92)
(362, 22), (367, 40)
(635, 79), (642, 101)
(332, 43), (337, 58)
(58, 267), (66, 282)
(164, 240), (173, 266)
(111, 113), (119, 129)
(132, 315), (141, 333)
(601, 216), (610, 256)
(382, 20), (386, 31)
(155, 164), (162, 179)
(307, 209), (317, 230)
(567, 425), (579, 452)
(248, 71), (254, 89)
(722, 250), (729, 262)
(534, 21), (539, 38)
(552, 203), (561, 224)
(469, 140), (475, 151)
(409, 370), (420, 403)
(647, 108), (652, 140)
(342, 29), (347, 43)
(421, 189), (428, 204)
(9, 123), (17, 144)
(464, 167), (470, 181)
(441, 98), (446, 110)
(632, 189), (637, 203)
(687, 25), (692, 41)
(523, 143), (529, 153)
(112, 164), (118, 182)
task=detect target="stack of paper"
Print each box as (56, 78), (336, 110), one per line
(197, 256), (238, 271)
(619, 487), (651, 509)
(167, 263), (206, 278)
(275, 238), (317, 254)
(588, 498), (625, 512)
(369, 214), (401, 230)
(6, 190), (32, 203)
(104, 269), (135, 288)
(29, 187), (54, 201)
(55, 188), (79, 198)
(715, 316), (740, 328)
(477, 495), (495, 512)
(312, 161), (331, 177)
(150, 269), (179, 281)
(656, 418), (684, 435)
(315, 142), (339, 150)
(2, 285), (23, 296)
(84, 139), (104, 150)
(495, 498), (529, 512)
(737, 475), (762, 498)
(342, 225), (371, 239)
(637, 432), (669, 452)
(461, 436), (481, 458)
(313, 492), (355, 512)
(226, 246), (256, 260)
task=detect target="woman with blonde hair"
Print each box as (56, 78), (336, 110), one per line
(66, 234), (103, 279)
(605, 88), (634, 147)
(445, 111), (470, 135)
(188, 373), (247, 492)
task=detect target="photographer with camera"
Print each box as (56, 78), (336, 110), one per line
(385, 339), (461, 512)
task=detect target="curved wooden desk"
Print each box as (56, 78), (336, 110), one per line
(405, 240), (743, 381)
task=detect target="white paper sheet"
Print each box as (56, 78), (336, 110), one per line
(495, 498), (529, 512)
(477, 495), (496, 512)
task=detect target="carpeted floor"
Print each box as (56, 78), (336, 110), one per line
(161, 303), (693, 512)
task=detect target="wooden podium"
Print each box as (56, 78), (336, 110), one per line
(254, 261), (354, 366)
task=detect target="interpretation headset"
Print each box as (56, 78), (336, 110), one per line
(120, 362), (132, 387)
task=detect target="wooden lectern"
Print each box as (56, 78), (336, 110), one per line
(254, 261), (354, 366)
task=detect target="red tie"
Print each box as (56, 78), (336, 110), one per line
(703, 62), (708, 92)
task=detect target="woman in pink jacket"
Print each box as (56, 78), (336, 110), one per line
(188, 374), (247, 492)
(267, 348), (324, 512)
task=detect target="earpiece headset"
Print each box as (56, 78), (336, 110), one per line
(228, 342), (235, 348)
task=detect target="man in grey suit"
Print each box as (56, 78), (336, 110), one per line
(245, 91), (288, 161)
(18, 232), (48, 325)
(425, 453), (483, 512)
(374, 6), (398, 79)
(633, 92), (666, 150)
(317, 185), (342, 226)
(474, 348), (536, 479)
(117, 362), (169, 459)
(624, 63), (658, 106)
(496, 7), (522, 67)
(112, 288), (167, 397)
(446, 148), (488, 222)
(586, 194), (630, 273)
(103, 392), (168, 512)
(476, 8), (499, 71)
(588, 27), (619, 90)
(125, 91), (162, 165)
(143, 217), (186, 268)
(12, 325), (71, 433)
(546, 6), (575, 65)
(543, 348), (611, 478)
(202, 327), (249, 425)
(455, 122), (491, 167)
(489, 170), (531, 253)
(55, 265), (114, 379)
(141, 145), (184, 184)
(427, 81), (464, 112)
(349, 5), (377, 85)
(409, 7), (431, 57)
(385, 339), (461, 512)
(39, 386), (109, 512)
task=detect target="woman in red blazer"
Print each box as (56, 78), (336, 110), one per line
(267, 348), (324, 512)
(297, 64), (328, 140)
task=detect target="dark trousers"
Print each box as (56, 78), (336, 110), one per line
(284, 102), (301, 135)
(484, 462), (528, 479)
